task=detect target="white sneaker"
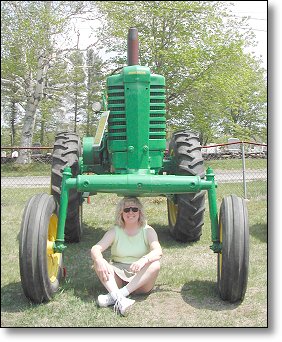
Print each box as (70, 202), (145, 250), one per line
(97, 293), (115, 307)
(113, 295), (135, 316)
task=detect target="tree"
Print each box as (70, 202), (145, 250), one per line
(67, 49), (87, 133)
(222, 56), (267, 142)
(1, 1), (92, 163)
(174, 43), (267, 144)
(94, 1), (267, 144)
(85, 49), (105, 136)
(1, 81), (25, 146)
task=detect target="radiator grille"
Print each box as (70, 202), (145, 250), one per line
(107, 85), (126, 141)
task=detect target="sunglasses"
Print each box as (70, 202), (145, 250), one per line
(123, 207), (139, 213)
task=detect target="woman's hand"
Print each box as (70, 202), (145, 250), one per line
(94, 258), (112, 281)
(129, 257), (148, 273)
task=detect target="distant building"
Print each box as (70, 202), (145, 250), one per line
(12, 150), (19, 158)
(202, 143), (220, 155)
(227, 138), (241, 153)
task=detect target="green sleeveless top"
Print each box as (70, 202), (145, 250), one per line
(111, 225), (150, 264)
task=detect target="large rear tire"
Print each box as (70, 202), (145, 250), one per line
(217, 195), (249, 302)
(51, 132), (83, 242)
(167, 130), (206, 242)
(19, 193), (63, 303)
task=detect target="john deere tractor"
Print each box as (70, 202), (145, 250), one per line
(19, 28), (249, 304)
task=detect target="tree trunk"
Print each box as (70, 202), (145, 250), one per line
(40, 117), (45, 145)
(17, 54), (48, 164)
(11, 100), (17, 146)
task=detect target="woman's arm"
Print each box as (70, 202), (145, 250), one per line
(91, 227), (115, 261)
(91, 228), (115, 281)
(143, 225), (163, 263)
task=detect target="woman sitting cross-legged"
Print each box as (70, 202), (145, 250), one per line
(91, 196), (162, 316)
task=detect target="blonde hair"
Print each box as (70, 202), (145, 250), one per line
(114, 197), (146, 228)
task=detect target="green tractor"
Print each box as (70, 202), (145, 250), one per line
(19, 28), (249, 304)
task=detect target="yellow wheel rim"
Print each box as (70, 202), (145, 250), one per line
(168, 199), (178, 226)
(168, 148), (178, 227)
(47, 214), (62, 283)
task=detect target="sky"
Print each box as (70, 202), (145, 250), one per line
(228, 1), (267, 69)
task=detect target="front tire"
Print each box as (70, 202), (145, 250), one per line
(217, 195), (249, 302)
(19, 193), (63, 303)
(167, 130), (206, 242)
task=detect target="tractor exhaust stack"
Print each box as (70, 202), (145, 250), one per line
(127, 27), (139, 66)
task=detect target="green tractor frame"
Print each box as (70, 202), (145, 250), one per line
(19, 28), (249, 304)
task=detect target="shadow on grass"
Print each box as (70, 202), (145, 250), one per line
(1, 281), (37, 313)
(3, 221), (210, 312)
(60, 222), (195, 303)
(152, 224), (200, 249)
(249, 223), (267, 243)
(180, 280), (241, 311)
(60, 223), (108, 302)
(1, 224), (108, 312)
(61, 222), (202, 302)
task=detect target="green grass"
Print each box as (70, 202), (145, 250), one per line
(215, 180), (267, 199)
(1, 185), (267, 327)
(204, 158), (267, 170)
(1, 162), (51, 177)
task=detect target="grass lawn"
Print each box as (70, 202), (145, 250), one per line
(1, 162), (51, 177)
(204, 158), (267, 170)
(1, 187), (267, 327)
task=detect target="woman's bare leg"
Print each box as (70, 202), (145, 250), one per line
(94, 261), (135, 314)
(93, 260), (123, 293)
(114, 274), (124, 289)
(125, 260), (161, 294)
